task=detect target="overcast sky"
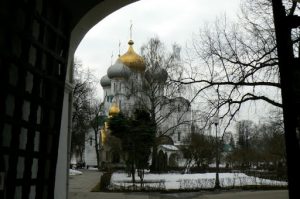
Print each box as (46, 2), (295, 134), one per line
(74, 0), (278, 126)
(75, 0), (241, 83)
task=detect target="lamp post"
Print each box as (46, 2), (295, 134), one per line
(212, 116), (221, 189)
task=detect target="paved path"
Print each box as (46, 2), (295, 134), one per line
(186, 190), (288, 199)
(68, 169), (101, 193)
(69, 190), (288, 199)
(68, 170), (288, 199)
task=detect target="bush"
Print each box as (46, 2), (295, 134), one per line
(99, 172), (112, 191)
(189, 167), (232, 173)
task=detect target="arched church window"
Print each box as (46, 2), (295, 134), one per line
(114, 83), (117, 92)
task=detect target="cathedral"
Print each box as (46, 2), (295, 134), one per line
(84, 38), (192, 169)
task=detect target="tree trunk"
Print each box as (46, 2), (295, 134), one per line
(131, 160), (135, 185)
(150, 143), (158, 172)
(149, 98), (160, 172)
(272, 1), (300, 198)
(139, 169), (144, 189)
(93, 126), (100, 169)
(94, 131), (100, 169)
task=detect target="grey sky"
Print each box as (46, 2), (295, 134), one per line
(75, 0), (240, 98)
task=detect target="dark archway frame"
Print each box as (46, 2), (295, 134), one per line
(0, 0), (299, 198)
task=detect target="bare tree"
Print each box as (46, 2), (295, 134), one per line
(71, 58), (102, 168)
(71, 59), (93, 164)
(225, 112), (286, 178)
(136, 37), (193, 171)
(88, 101), (106, 169)
(181, 130), (216, 171)
(173, 0), (299, 131)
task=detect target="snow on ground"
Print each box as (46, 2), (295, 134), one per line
(111, 172), (287, 190)
(69, 169), (83, 176)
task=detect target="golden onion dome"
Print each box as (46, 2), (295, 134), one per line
(119, 40), (145, 72)
(101, 127), (107, 144)
(108, 103), (120, 117)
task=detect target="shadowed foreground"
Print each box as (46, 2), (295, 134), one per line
(69, 190), (288, 199)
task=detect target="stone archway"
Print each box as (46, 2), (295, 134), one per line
(169, 153), (179, 167)
(0, 1), (139, 198)
(0, 0), (299, 198)
(157, 150), (167, 172)
(157, 135), (174, 145)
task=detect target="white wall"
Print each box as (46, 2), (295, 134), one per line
(84, 129), (99, 167)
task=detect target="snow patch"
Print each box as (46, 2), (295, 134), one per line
(160, 145), (179, 151)
(69, 169), (83, 176)
(110, 172), (287, 190)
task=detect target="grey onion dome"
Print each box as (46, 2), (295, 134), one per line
(107, 59), (131, 79)
(145, 66), (168, 83)
(173, 97), (190, 107)
(100, 75), (111, 87)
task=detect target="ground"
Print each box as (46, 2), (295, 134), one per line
(68, 169), (288, 199)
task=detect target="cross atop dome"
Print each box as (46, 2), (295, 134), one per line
(130, 20), (133, 40)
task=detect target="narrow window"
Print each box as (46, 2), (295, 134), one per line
(89, 137), (92, 146)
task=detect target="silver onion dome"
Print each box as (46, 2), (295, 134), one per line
(100, 75), (111, 87)
(172, 97), (190, 109)
(107, 59), (131, 79)
(145, 66), (168, 83)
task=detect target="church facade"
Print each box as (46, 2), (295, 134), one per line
(85, 38), (192, 169)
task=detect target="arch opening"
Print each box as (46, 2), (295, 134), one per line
(0, 0), (299, 198)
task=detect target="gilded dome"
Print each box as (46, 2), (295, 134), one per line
(101, 127), (107, 144)
(119, 40), (145, 72)
(100, 75), (111, 87)
(107, 59), (131, 79)
(109, 103), (120, 117)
